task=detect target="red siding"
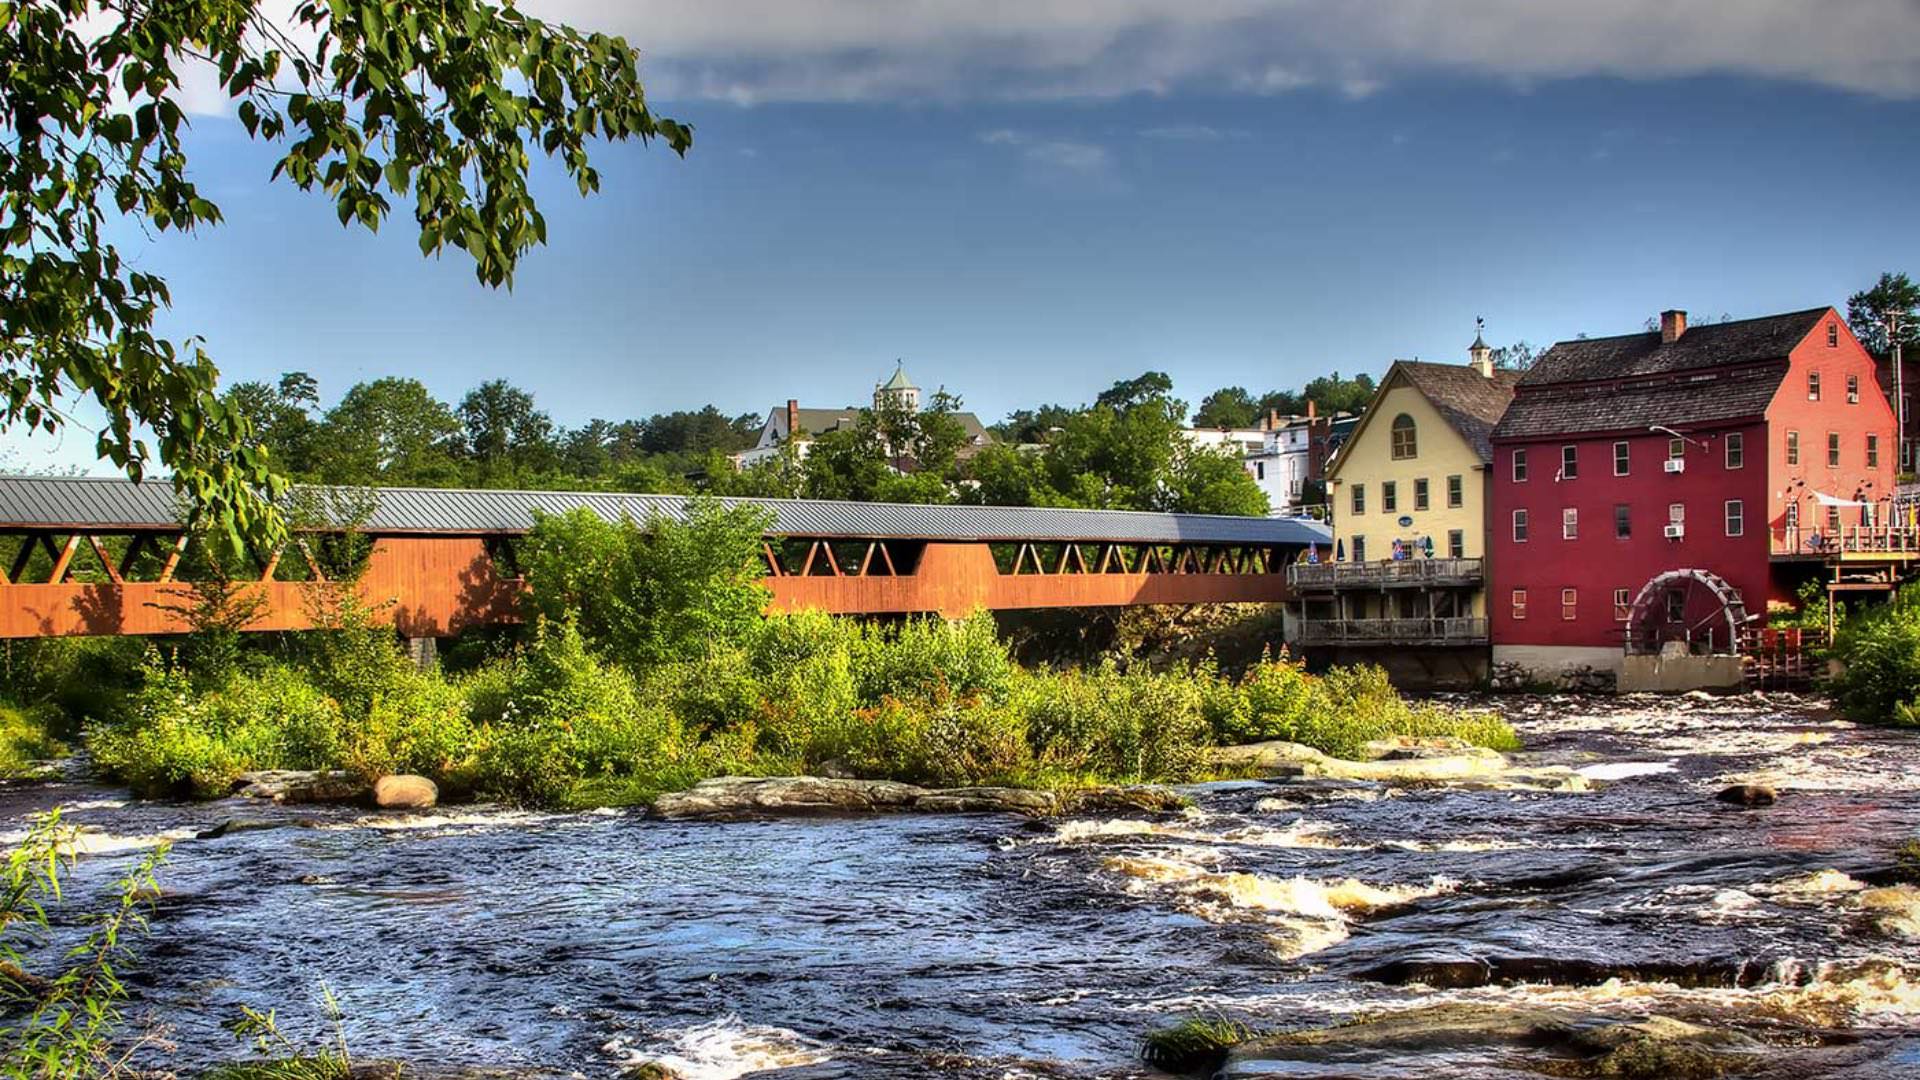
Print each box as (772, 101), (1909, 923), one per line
(1767, 315), (1900, 570)
(1490, 308), (1895, 651)
(1490, 424), (1769, 650)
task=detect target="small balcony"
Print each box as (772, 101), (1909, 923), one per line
(1286, 557), (1484, 592)
(1770, 526), (1920, 562)
(1290, 617), (1488, 647)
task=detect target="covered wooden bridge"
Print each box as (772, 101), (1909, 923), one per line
(0, 477), (1328, 639)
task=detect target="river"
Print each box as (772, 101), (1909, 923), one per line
(5, 692), (1920, 1079)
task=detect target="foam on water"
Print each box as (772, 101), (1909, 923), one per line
(605, 1016), (830, 1080)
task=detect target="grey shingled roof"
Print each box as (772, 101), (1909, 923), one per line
(790, 406), (992, 444)
(1493, 363), (1784, 440)
(1520, 308), (1829, 386)
(0, 476), (1331, 546)
(1396, 361), (1522, 463)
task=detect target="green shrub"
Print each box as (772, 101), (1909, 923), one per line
(1024, 663), (1212, 783)
(0, 702), (67, 775)
(89, 662), (244, 798)
(1297, 664), (1516, 758)
(0, 637), (146, 736)
(347, 670), (476, 782)
(854, 613), (1014, 705)
(520, 498), (773, 667)
(1831, 585), (1920, 726)
(510, 619), (680, 777)
(211, 667), (345, 771)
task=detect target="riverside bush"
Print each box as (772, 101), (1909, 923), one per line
(0, 702), (66, 776)
(1023, 663), (1212, 782)
(1831, 584), (1920, 726)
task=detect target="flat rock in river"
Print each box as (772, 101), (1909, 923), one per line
(232, 769), (369, 804)
(648, 777), (1185, 820)
(1212, 740), (1588, 791)
(650, 776), (929, 820)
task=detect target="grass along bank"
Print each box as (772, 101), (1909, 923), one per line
(2, 501), (1516, 809)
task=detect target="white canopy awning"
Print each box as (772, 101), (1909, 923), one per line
(1811, 490), (1872, 508)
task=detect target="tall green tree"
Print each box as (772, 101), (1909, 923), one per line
(223, 371), (320, 477)
(1193, 387), (1259, 429)
(1301, 372), (1376, 414)
(458, 378), (556, 482)
(311, 378), (462, 486)
(1848, 272), (1920, 355)
(0, 0), (687, 544)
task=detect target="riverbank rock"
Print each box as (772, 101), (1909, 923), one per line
(232, 769), (369, 804)
(374, 774), (439, 810)
(650, 777), (929, 820)
(1221, 1003), (1762, 1078)
(1210, 740), (1589, 791)
(1715, 783), (1778, 807)
(1359, 735), (1498, 762)
(647, 776), (1186, 821)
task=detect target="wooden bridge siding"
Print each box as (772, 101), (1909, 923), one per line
(764, 542), (1292, 618)
(0, 537), (520, 639)
(0, 537), (1293, 638)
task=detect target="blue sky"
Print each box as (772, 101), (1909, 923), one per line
(10, 0), (1920, 469)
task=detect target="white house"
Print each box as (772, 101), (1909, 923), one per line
(733, 364), (992, 470)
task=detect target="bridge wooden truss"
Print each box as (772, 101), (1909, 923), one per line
(0, 479), (1326, 638)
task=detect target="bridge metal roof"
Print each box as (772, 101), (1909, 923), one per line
(0, 476), (1331, 546)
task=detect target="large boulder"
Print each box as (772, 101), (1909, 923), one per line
(374, 774), (439, 811)
(233, 770), (369, 804)
(1715, 783), (1777, 807)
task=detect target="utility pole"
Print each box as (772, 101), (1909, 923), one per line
(1893, 309), (1908, 479)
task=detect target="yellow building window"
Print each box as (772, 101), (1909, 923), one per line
(1390, 414), (1417, 459)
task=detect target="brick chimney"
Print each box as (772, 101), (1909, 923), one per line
(1306, 400), (1317, 420)
(1660, 309), (1687, 344)
(785, 399), (799, 439)
(1266, 409), (1279, 431)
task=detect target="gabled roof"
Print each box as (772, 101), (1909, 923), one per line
(1327, 361), (1519, 478)
(1492, 363), (1784, 441)
(783, 406), (993, 444)
(1395, 362), (1523, 462)
(1493, 307), (1833, 441)
(1520, 308), (1829, 386)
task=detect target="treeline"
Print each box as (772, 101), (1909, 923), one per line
(225, 366), (1400, 517)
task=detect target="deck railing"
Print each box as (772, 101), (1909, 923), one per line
(1770, 526), (1920, 558)
(1290, 616), (1488, 646)
(1286, 557), (1484, 591)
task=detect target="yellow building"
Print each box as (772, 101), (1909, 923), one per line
(1286, 338), (1519, 682)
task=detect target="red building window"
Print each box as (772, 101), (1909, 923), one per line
(1512, 509), (1529, 542)
(1512, 589), (1528, 620)
(1560, 445), (1578, 479)
(1613, 588), (1632, 621)
(1561, 588), (1577, 621)
(1614, 504), (1631, 539)
(1562, 507), (1578, 539)
(1809, 371), (1821, 401)
(1725, 432), (1743, 469)
(1828, 322), (1840, 347)
(1613, 441), (1630, 475)
(1724, 499), (1744, 538)
(1848, 375), (1860, 404)
(1869, 434), (1881, 469)
(1512, 450), (1529, 483)
(1786, 430), (1800, 466)
(1828, 431), (1841, 467)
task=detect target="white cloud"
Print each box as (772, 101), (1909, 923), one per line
(520, 0), (1920, 103)
(977, 129), (1111, 174)
(1138, 123), (1249, 141)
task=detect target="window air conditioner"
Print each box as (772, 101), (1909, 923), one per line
(1664, 458), (1685, 474)
(1663, 523), (1685, 539)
